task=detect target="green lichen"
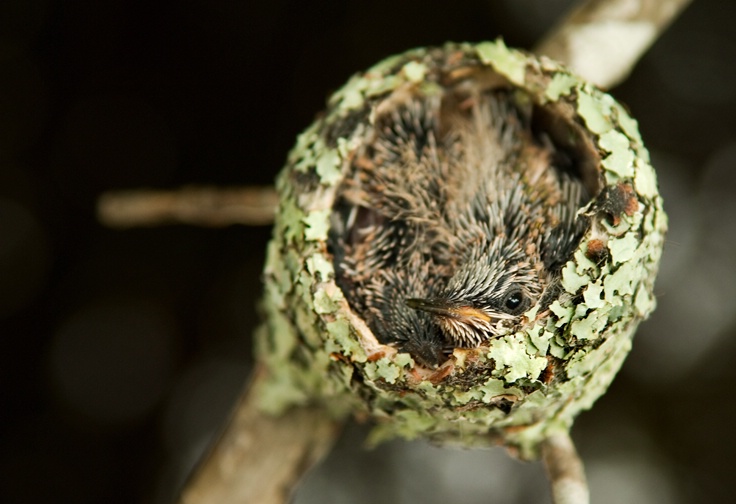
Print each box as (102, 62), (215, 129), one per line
(326, 318), (366, 362)
(315, 148), (343, 186)
(548, 337), (568, 359)
(634, 159), (659, 198)
(570, 309), (609, 341)
(599, 130), (636, 178)
(550, 300), (574, 326)
(476, 39), (527, 86)
(561, 261), (589, 294)
(577, 91), (613, 135)
(289, 121), (321, 170)
(306, 253), (334, 282)
(614, 103), (643, 145)
(312, 288), (338, 314)
(376, 357), (401, 384)
(488, 334), (548, 383)
(583, 281), (605, 309)
(365, 75), (402, 98)
(634, 285), (656, 316)
(545, 73), (578, 101)
(280, 198), (305, 244)
(609, 232), (639, 264)
(526, 323), (551, 355)
(402, 61), (427, 83)
(302, 209), (331, 241)
(366, 53), (405, 75)
(479, 378), (523, 402)
(604, 261), (637, 300)
(574, 246), (599, 276)
(393, 352), (414, 369)
(334, 75), (368, 112)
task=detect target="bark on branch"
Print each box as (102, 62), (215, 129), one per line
(542, 432), (590, 504)
(535, 0), (693, 88)
(97, 186), (278, 228)
(177, 366), (342, 504)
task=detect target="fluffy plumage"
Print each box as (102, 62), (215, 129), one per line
(330, 90), (587, 367)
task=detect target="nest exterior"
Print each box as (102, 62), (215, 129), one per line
(255, 40), (666, 458)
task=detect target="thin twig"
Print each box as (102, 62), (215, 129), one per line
(97, 186), (278, 228)
(178, 366), (342, 504)
(542, 432), (589, 504)
(534, 0), (694, 89)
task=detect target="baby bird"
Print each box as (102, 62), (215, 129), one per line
(408, 173), (587, 347)
(406, 93), (588, 347)
(330, 95), (454, 366)
(330, 89), (588, 366)
(362, 248), (448, 367)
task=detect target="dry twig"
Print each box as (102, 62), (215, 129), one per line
(542, 432), (590, 504)
(97, 186), (278, 228)
(535, 0), (694, 88)
(178, 366), (342, 504)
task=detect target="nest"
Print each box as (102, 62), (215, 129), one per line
(256, 40), (666, 458)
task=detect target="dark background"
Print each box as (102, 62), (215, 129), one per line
(2, 0), (735, 503)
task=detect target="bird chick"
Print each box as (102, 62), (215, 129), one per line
(330, 95), (452, 367)
(408, 120), (588, 347)
(363, 250), (448, 367)
(330, 88), (588, 366)
(407, 232), (540, 347)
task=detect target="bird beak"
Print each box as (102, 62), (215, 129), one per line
(406, 298), (492, 323)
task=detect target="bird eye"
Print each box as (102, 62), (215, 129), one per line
(501, 288), (528, 315)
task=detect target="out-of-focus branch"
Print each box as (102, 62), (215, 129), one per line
(178, 366), (342, 504)
(542, 433), (589, 504)
(535, 0), (693, 88)
(97, 186), (278, 228)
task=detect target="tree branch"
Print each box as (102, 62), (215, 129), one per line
(97, 186), (278, 228)
(542, 432), (590, 504)
(535, 0), (694, 89)
(177, 366), (342, 504)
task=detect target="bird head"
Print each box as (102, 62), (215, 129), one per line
(407, 236), (543, 347)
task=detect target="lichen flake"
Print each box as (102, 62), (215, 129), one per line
(476, 39), (527, 85)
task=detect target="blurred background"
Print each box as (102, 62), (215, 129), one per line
(1, 0), (734, 502)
